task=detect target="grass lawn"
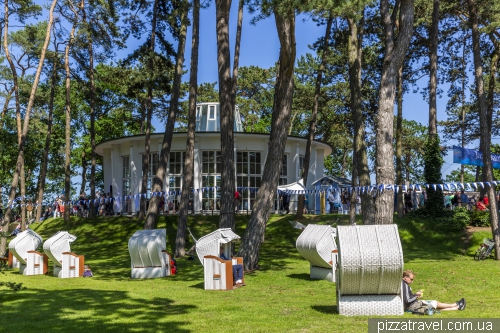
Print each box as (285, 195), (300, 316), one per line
(1, 213), (499, 333)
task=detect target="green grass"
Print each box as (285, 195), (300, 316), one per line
(1, 213), (499, 333)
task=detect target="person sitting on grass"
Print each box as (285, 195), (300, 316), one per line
(83, 265), (93, 277)
(220, 247), (244, 286)
(402, 269), (465, 312)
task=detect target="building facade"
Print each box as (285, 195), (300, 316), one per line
(95, 103), (332, 213)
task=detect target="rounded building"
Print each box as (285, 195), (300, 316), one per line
(96, 102), (332, 214)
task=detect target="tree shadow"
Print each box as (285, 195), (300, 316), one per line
(1, 288), (196, 332)
(286, 273), (311, 281)
(311, 305), (338, 315)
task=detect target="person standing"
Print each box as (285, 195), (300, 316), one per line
(327, 191), (336, 214)
(26, 199), (34, 221)
(460, 190), (469, 209)
(411, 189), (418, 211)
(419, 191), (425, 208)
(404, 190), (412, 213)
(234, 190), (241, 213)
(282, 192), (290, 214)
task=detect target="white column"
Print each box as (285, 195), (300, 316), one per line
(193, 138), (201, 213)
(234, 138), (237, 186)
(111, 144), (121, 213)
(158, 141), (165, 196)
(130, 143), (138, 213)
(308, 145), (318, 189)
(295, 142), (300, 182)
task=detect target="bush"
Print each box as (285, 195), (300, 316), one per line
(415, 207), (469, 232)
(444, 207), (470, 231)
(470, 210), (491, 227)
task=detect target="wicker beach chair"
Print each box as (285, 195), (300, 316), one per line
(195, 228), (244, 290)
(43, 231), (82, 278)
(128, 229), (171, 279)
(336, 224), (404, 316)
(296, 224), (337, 282)
(8, 229), (46, 275)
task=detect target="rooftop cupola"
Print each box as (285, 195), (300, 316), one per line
(195, 102), (243, 132)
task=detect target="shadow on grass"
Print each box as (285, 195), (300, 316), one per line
(1, 288), (196, 332)
(286, 273), (310, 281)
(395, 216), (465, 261)
(311, 305), (338, 314)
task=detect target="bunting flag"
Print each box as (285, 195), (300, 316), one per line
(8, 178), (500, 211)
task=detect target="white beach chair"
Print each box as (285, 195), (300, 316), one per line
(43, 231), (82, 278)
(8, 229), (46, 275)
(296, 224), (337, 282)
(194, 228), (244, 290)
(336, 224), (404, 316)
(128, 229), (171, 279)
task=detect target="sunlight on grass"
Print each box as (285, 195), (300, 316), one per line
(1, 213), (499, 332)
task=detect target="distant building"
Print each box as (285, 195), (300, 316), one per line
(96, 102), (332, 213)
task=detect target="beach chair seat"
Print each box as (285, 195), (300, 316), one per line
(336, 224), (404, 316)
(195, 228), (244, 290)
(8, 229), (44, 275)
(296, 224), (337, 282)
(43, 231), (79, 278)
(128, 229), (171, 279)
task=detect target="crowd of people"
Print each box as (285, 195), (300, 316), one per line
(402, 188), (498, 213)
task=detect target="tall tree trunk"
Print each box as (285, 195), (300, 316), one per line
(467, 0), (499, 259)
(216, 0), (236, 229)
(0, 0), (58, 255)
(2, 0), (22, 235)
(64, 18), (77, 222)
(374, 0), (414, 224)
(80, 151), (88, 195)
(0, 88), (14, 128)
(395, 65), (404, 218)
(139, 0), (159, 222)
(350, 156), (358, 223)
(347, 12), (372, 224)
(82, 3), (97, 217)
(460, 38), (467, 183)
(298, 12), (333, 219)
(145, 3), (188, 229)
(428, 0), (438, 136)
(175, 0), (200, 257)
(238, 7), (295, 270)
(36, 44), (60, 222)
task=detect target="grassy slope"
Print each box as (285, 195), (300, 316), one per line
(0, 214), (499, 333)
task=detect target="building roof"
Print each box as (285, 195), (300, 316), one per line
(311, 175), (352, 188)
(95, 131), (332, 156)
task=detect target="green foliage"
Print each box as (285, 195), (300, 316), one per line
(394, 118), (428, 183)
(470, 210), (491, 227)
(408, 206), (470, 232)
(446, 207), (471, 231)
(445, 167), (477, 183)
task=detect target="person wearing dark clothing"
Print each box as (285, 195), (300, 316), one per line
(281, 192), (290, 214)
(220, 250), (244, 285)
(404, 190), (413, 213)
(402, 270), (464, 312)
(460, 190), (469, 208)
(328, 192), (336, 214)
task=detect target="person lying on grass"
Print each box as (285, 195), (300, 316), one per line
(402, 269), (465, 312)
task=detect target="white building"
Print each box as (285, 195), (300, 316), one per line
(95, 102), (332, 213)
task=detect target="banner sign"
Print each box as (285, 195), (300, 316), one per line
(453, 146), (500, 169)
